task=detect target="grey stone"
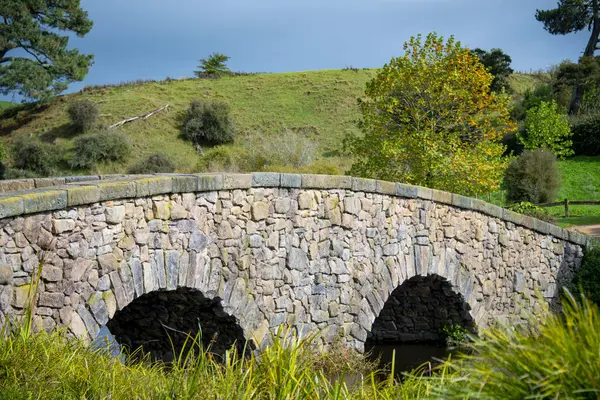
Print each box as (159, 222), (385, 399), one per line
(189, 231), (209, 251)
(0, 265), (12, 285)
(288, 248), (309, 271)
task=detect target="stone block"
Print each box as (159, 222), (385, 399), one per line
(351, 177), (377, 193)
(281, 173), (301, 188)
(53, 219), (75, 234)
(22, 190), (67, 214)
(376, 180), (396, 195)
(568, 230), (588, 246)
(252, 202), (269, 221)
(196, 174), (224, 191)
(0, 179), (34, 193)
(301, 174), (352, 189)
(66, 185), (100, 206)
(65, 175), (100, 184)
(0, 265), (13, 285)
(34, 177), (66, 188)
(98, 180), (137, 201)
(252, 172), (280, 187)
(105, 205), (126, 224)
(431, 189), (452, 205)
(451, 193), (472, 210)
(222, 174), (252, 190)
(38, 292), (65, 308)
(395, 183), (418, 198)
(135, 176), (173, 197)
(0, 196), (24, 219)
(533, 218), (552, 235)
(171, 175), (198, 193)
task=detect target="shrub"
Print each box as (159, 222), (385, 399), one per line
(11, 139), (60, 176)
(195, 130), (320, 173)
(70, 130), (130, 169)
(181, 100), (235, 145)
(503, 149), (561, 204)
(569, 112), (600, 156)
(67, 99), (99, 132)
(508, 202), (556, 223)
(518, 100), (573, 158)
(128, 153), (175, 174)
(571, 246), (600, 306)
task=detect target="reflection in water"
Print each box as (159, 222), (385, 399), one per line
(365, 342), (453, 377)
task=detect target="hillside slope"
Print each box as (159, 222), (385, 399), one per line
(0, 70), (546, 175)
(0, 70), (377, 174)
(0, 101), (15, 110)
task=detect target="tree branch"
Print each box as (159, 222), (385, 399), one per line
(109, 105), (169, 128)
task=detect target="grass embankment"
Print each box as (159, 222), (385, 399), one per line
(0, 70), (376, 174)
(1, 295), (598, 399)
(0, 101), (14, 110)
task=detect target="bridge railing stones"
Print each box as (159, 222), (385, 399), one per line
(0, 173), (590, 248)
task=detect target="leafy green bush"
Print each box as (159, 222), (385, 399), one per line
(571, 246), (600, 306)
(128, 153), (175, 174)
(508, 202), (556, 223)
(67, 99), (99, 132)
(69, 130), (130, 169)
(181, 100), (235, 145)
(440, 324), (469, 346)
(569, 112), (600, 156)
(518, 100), (573, 158)
(503, 149), (560, 204)
(11, 139), (61, 176)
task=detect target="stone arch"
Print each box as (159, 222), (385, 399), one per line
(68, 223), (267, 359)
(106, 288), (250, 361)
(367, 274), (476, 345)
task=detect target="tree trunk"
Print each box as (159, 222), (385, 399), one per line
(571, 0), (600, 114)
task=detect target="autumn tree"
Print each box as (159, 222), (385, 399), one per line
(0, 0), (94, 101)
(345, 33), (515, 196)
(536, 0), (600, 114)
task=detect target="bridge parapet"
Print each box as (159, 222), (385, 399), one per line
(0, 173), (589, 247)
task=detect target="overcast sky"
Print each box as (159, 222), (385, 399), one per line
(2, 0), (593, 101)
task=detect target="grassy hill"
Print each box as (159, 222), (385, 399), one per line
(0, 101), (15, 110)
(0, 70), (548, 176)
(0, 70), (378, 174)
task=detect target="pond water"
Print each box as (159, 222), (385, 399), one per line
(365, 342), (453, 377)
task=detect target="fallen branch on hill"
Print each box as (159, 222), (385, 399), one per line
(109, 104), (169, 128)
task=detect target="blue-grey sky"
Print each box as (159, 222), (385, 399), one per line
(2, 0), (593, 100)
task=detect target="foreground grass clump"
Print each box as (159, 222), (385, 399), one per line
(429, 294), (600, 399)
(0, 327), (401, 399)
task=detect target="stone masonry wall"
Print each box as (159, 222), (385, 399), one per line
(0, 174), (588, 352)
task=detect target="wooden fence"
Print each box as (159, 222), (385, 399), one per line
(537, 199), (600, 217)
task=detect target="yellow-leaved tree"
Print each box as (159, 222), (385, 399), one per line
(345, 33), (516, 196)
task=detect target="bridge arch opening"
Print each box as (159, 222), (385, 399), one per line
(104, 288), (251, 362)
(366, 274), (476, 346)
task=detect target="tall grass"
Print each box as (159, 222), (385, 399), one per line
(429, 292), (600, 399)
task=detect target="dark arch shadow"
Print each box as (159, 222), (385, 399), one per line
(105, 288), (253, 362)
(367, 274), (476, 346)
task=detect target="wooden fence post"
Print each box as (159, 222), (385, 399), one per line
(564, 198), (569, 218)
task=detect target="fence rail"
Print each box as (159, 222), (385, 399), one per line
(537, 199), (600, 217)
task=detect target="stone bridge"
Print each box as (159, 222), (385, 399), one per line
(0, 173), (589, 359)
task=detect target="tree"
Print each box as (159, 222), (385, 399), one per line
(195, 53), (231, 76)
(519, 101), (574, 157)
(345, 33), (516, 196)
(472, 48), (514, 93)
(536, 0), (600, 114)
(0, 0), (94, 101)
